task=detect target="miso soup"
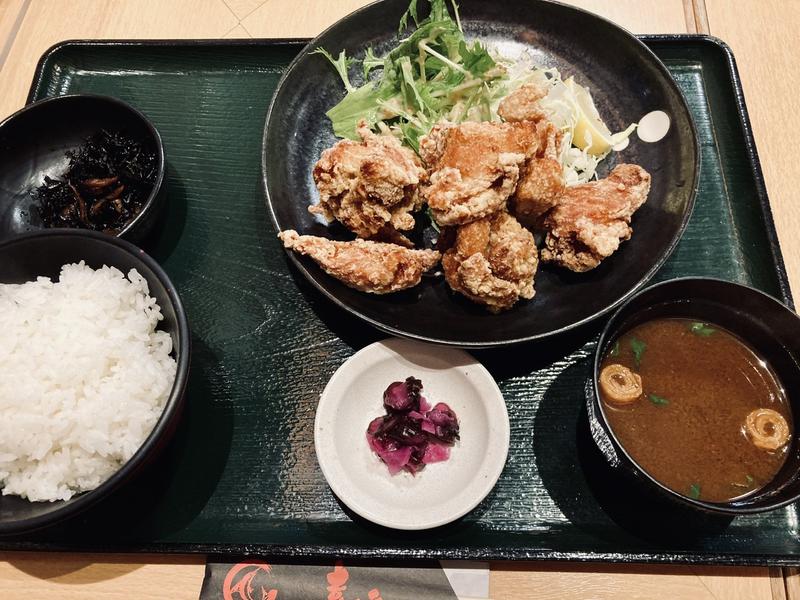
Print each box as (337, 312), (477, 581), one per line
(599, 318), (791, 502)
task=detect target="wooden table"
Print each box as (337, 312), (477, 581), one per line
(0, 0), (797, 598)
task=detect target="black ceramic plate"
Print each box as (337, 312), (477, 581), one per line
(263, 0), (699, 347)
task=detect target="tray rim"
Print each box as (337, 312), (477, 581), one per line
(14, 34), (799, 566)
(3, 540), (800, 567)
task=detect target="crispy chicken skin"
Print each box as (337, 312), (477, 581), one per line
(497, 82), (548, 123)
(441, 211), (538, 312)
(512, 119), (565, 224)
(419, 121), (539, 226)
(279, 230), (440, 294)
(541, 164), (651, 272)
(310, 120), (425, 238)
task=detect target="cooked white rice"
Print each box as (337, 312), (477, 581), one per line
(0, 262), (177, 502)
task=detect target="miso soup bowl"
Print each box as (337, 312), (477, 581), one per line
(587, 277), (800, 515)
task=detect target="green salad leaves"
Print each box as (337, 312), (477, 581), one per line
(314, 0), (509, 152)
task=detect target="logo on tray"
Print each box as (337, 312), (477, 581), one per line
(221, 560), (383, 600)
(222, 561), (277, 600)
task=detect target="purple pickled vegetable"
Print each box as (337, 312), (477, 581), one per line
(382, 416), (427, 446)
(426, 402), (460, 444)
(366, 421), (394, 456)
(423, 443), (450, 464)
(370, 413), (426, 446)
(405, 444), (427, 475)
(383, 376), (423, 412)
(366, 420), (412, 475)
(366, 416), (383, 436)
(378, 445), (413, 475)
(368, 377), (460, 476)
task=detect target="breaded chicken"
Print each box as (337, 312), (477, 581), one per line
(512, 119), (565, 224)
(419, 121), (539, 226)
(311, 120), (425, 238)
(541, 164), (651, 272)
(498, 82), (548, 123)
(278, 230), (440, 294)
(441, 211), (538, 312)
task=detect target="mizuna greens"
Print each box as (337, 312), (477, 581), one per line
(314, 0), (509, 152)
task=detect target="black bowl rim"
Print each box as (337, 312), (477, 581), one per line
(261, 0), (701, 348)
(0, 93), (166, 241)
(592, 275), (800, 515)
(0, 228), (190, 534)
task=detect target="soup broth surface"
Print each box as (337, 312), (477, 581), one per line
(600, 318), (791, 502)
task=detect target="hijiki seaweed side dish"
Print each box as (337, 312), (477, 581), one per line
(35, 130), (158, 234)
(279, 0), (651, 313)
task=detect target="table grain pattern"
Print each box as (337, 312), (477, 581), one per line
(0, 0), (794, 598)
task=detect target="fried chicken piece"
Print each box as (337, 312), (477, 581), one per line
(278, 230), (440, 294)
(498, 82), (548, 123)
(441, 211), (538, 312)
(541, 164), (651, 272)
(369, 225), (415, 248)
(419, 121), (539, 226)
(311, 121), (425, 238)
(512, 119), (565, 224)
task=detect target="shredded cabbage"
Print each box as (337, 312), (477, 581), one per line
(490, 48), (637, 183)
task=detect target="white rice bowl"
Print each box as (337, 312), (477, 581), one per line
(0, 261), (177, 502)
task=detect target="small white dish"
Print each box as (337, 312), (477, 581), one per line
(314, 337), (510, 530)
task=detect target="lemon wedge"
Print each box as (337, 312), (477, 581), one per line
(566, 77), (615, 156)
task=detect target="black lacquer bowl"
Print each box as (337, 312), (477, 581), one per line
(588, 277), (800, 514)
(263, 0), (699, 347)
(0, 94), (166, 244)
(0, 229), (190, 533)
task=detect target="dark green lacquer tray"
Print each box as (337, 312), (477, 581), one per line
(5, 36), (798, 565)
